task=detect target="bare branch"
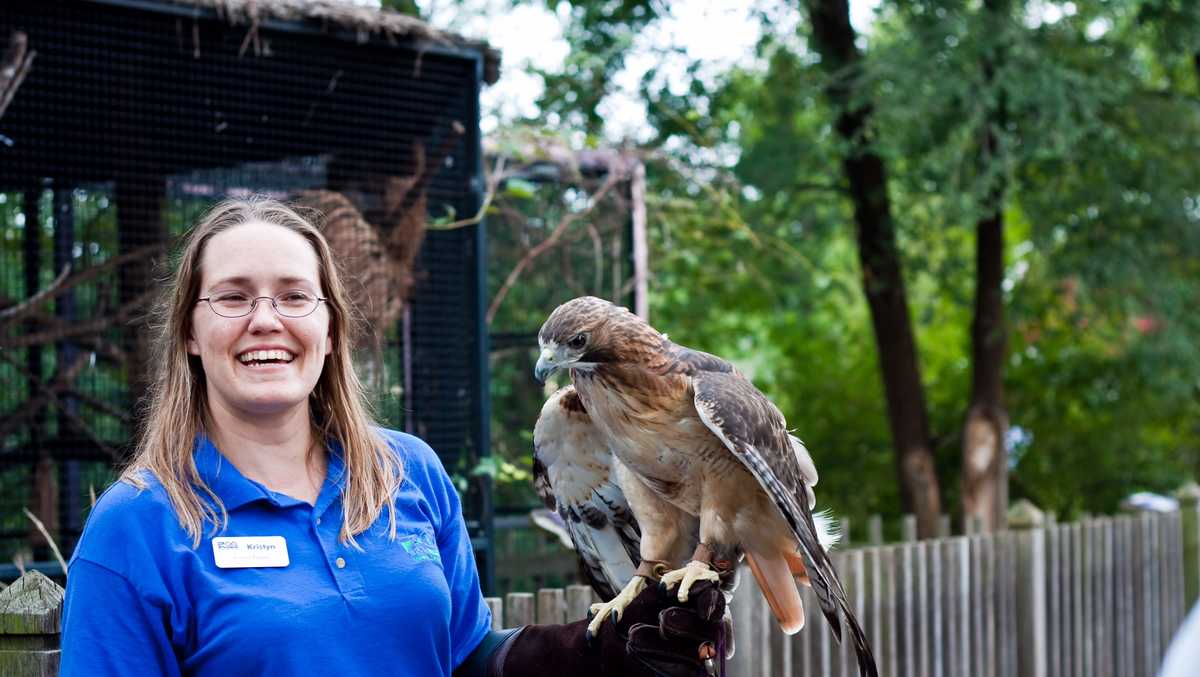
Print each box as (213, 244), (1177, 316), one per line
(0, 287), (157, 349)
(0, 31), (36, 121)
(486, 169), (623, 325)
(0, 264), (71, 322)
(0, 241), (165, 330)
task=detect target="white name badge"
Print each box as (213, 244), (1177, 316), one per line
(211, 536), (290, 569)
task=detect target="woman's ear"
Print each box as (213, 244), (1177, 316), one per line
(188, 336), (200, 356)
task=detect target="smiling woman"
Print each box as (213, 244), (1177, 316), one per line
(57, 197), (727, 677)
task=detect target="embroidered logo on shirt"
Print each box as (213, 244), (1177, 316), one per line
(399, 531), (440, 565)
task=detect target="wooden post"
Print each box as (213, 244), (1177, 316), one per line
(1174, 481), (1200, 610)
(901, 514), (918, 543)
(536, 588), (565, 624)
(484, 597), (503, 630)
(1008, 499), (1047, 677)
(565, 585), (593, 622)
(868, 514), (884, 545)
(505, 592), (534, 627)
(0, 570), (64, 677)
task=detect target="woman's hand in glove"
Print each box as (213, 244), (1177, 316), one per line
(493, 579), (730, 677)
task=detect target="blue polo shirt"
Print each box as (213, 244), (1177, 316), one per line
(61, 429), (492, 676)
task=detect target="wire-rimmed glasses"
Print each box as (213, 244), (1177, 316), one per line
(197, 291), (327, 318)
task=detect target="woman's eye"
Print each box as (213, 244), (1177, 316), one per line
(213, 292), (249, 303)
(279, 291), (310, 303)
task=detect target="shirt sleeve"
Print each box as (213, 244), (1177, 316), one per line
(433, 463), (494, 669)
(60, 558), (183, 677)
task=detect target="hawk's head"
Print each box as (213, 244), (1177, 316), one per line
(534, 296), (652, 383)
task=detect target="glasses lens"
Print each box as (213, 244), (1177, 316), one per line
(209, 293), (253, 317)
(275, 291), (318, 317)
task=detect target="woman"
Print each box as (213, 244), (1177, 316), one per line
(60, 197), (725, 676)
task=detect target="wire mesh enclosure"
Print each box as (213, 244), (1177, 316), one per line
(0, 0), (497, 585)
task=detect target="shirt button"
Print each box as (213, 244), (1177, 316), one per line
(335, 556), (346, 569)
(315, 517), (321, 525)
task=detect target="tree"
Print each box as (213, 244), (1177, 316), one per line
(802, 0), (944, 536)
(961, 0), (1012, 531)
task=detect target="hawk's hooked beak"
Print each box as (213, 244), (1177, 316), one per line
(534, 347), (562, 384)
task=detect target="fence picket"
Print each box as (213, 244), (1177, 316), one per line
(1158, 513), (1174, 662)
(1118, 518), (1131, 677)
(1046, 523), (1062, 677)
(957, 537), (972, 677)
(536, 588), (565, 624)
(505, 592), (534, 627)
(1122, 517), (1137, 677)
(864, 546), (883, 677)
(970, 536), (984, 677)
(1099, 521), (1114, 677)
(897, 542), (915, 677)
(1136, 514), (1151, 677)
(881, 545), (898, 677)
(1082, 521), (1094, 677)
(1146, 512), (1160, 677)
(485, 597), (503, 630)
(929, 540), (944, 677)
(565, 584), (592, 622)
(915, 541), (930, 677)
(868, 514), (883, 545)
(1172, 511), (1187, 638)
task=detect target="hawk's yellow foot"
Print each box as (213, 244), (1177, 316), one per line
(585, 575), (648, 638)
(660, 560), (720, 603)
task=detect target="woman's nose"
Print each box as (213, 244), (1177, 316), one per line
(246, 298), (284, 331)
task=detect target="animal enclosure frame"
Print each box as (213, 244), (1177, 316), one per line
(0, 0), (499, 588)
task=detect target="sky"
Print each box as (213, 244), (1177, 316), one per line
(412, 0), (883, 140)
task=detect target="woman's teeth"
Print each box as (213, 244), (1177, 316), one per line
(237, 350), (295, 364)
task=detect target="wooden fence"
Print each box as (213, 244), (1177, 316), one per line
(486, 496), (1200, 677)
(2, 495), (1196, 675)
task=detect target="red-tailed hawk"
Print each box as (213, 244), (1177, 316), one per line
(534, 296), (877, 677)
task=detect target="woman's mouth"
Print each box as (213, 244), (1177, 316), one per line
(236, 349), (296, 368)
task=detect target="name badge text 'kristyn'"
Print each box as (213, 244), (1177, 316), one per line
(212, 536), (290, 569)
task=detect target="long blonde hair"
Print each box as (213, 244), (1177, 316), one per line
(123, 197), (401, 547)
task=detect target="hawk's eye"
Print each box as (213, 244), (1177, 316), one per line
(567, 333), (587, 350)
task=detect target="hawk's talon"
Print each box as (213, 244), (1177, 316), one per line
(660, 560), (721, 603)
(584, 576), (648, 637)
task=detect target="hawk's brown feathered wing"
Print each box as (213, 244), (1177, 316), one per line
(691, 367), (875, 675)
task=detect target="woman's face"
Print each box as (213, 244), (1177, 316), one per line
(188, 221), (333, 420)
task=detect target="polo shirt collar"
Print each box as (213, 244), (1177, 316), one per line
(193, 434), (346, 512)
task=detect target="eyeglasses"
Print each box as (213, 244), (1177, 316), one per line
(197, 291), (327, 318)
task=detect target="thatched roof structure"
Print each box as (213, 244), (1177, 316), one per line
(156, 0), (501, 83)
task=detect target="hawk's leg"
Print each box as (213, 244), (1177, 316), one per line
(660, 542), (737, 603)
(585, 559), (668, 639)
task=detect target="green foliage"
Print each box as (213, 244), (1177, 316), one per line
(534, 0), (663, 134)
(516, 0), (1200, 525)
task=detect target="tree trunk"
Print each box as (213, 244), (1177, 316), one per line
(805, 0), (943, 537)
(962, 0), (1011, 532)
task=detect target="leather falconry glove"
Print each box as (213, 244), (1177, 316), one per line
(456, 580), (729, 677)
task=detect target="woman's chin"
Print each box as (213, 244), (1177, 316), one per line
(228, 390), (310, 417)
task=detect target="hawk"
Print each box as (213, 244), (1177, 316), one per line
(533, 296), (877, 677)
